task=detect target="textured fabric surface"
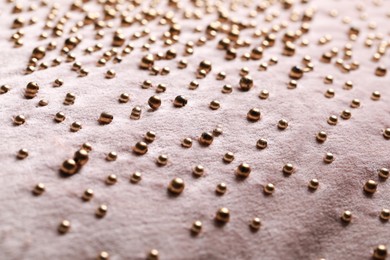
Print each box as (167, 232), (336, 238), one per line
(0, 0), (389, 259)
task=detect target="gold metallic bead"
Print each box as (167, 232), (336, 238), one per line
(380, 209), (390, 221)
(373, 245), (387, 260)
(239, 76), (254, 91)
(188, 81), (199, 90)
(350, 99), (360, 108)
(191, 220), (202, 235)
(61, 159), (78, 175)
(379, 168), (389, 179)
(33, 183), (45, 195)
(168, 177), (184, 195)
(182, 138), (192, 148)
(17, 148), (29, 159)
(58, 220), (71, 234)
(173, 95), (187, 108)
(213, 127), (223, 136)
(375, 66), (387, 77)
(209, 100), (220, 110)
(79, 68), (89, 77)
(225, 48), (237, 60)
(155, 84), (166, 93)
(71, 62), (82, 72)
(216, 183), (227, 195)
(259, 63), (268, 71)
(324, 88), (335, 98)
(287, 80), (298, 89)
(199, 132), (213, 146)
(160, 67), (170, 75)
(74, 149), (89, 166)
(39, 62), (49, 70)
(215, 207), (230, 223)
(321, 52), (333, 63)
(98, 112), (113, 125)
(264, 183), (275, 195)
(193, 165), (204, 177)
(236, 163), (251, 178)
(250, 217), (261, 231)
(217, 72), (226, 80)
(70, 122), (82, 132)
(105, 69), (116, 79)
(52, 57), (62, 67)
(144, 131), (156, 143)
(63, 93), (76, 105)
(140, 54), (154, 70)
(147, 249), (159, 260)
(157, 155), (168, 166)
(130, 106), (142, 120)
(14, 115), (26, 126)
(340, 109), (351, 120)
(278, 119), (288, 130)
(38, 99), (48, 106)
(54, 112), (66, 123)
(82, 189), (94, 201)
(324, 152), (334, 163)
(106, 152), (117, 161)
(250, 47), (263, 60)
(98, 251), (109, 260)
(119, 93), (129, 103)
(81, 143), (92, 152)
(133, 142), (148, 155)
(316, 131), (327, 142)
(24, 66), (36, 75)
(178, 59), (188, 69)
(256, 138), (268, 149)
(25, 82), (39, 99)
(239, 67), (250, 77)
(308, 179), (319, 190)
(148, 96), (161, 110)
(142, 80), (152, 89)
(269, 56), (278, 65)
(327, 115), (338, 125)
(371, 91), (381, 100)
(283, 41), (296, 56)
(223, 152), (234, 163)
(199, 60), (212, 73)
(166, 48), (177, 60)
(259, 90), (269, 99)
(96, 205), (108, 218)
(343, 81), (353, 90)
(106, 174), (117, 185)
(31, 46), (46, 60)
(97, 58), (107, 67)
(130, 172), (142, 184)
(289, 66), (303, 80)
(341, 210), (352, 223)
(0, 85), (11, 94)
(324, 75), (333, 84)
(222, 84), (232, 94)
(364, 180), (377, 194)
(247, 108), (261, 122)
(66, 53), (76, 63)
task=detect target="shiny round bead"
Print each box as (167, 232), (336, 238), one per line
(209, 100), (220, 110)
(144, 131), (156, 143)
(375, 66), (387, 77)
(31, 46), (46, 60)
(350, 99), (360, 108)
(98, 251), (109, 260)
(105, 69), (116, 79)
(71, 62), (82, 72)
(133, 142), (148, 155)
(119, 93), (129, 103)
(250, 217), (261, 231)
(380, 209), (390, 221)
(142, 80), (152, 89)
(130, 172), (142, 184)
(287, 80), (298, 89)
(193, 165), (204, 177)
(199, 132), (213, 146)
(216, 71), (226, 80)
(213, 127), (223, 136)
(216, 183), (227, 195)
(14, 115), (25, 125)
(82, 143), (92, 152)
(278, 119), (288, 130)
(263, 183), (275, 195)
(168, 177), (184, 195)
(98, 112), (113, 124)
(140, 54), (154, 70)
(173, 95), (188, 107)
(343, 81), (353, 90)
(308, 179), (319, 190)
(106, 152), (117, 161)
(79, 68), (89, 77)
(96, 205), (108, 218)
(178, 59), (188, 69)
(259, 90), (269, 99)
(316, 131), (327, 142)
(188, 80), (199, 90)
(82, 188), (94, 201)
(324, 152), (334, 163)
(63, 93), (76, 105)
(33, 183), (45, 195)
(199, 60), (212, 73)
(379, 168), (389, 179)
(157, 154), (168, 166)
(239, 67), (250, 76)
(256, 138), (267, 149)
(17, 148), (29, 159)
(223, 152), (234, 163)
(70, 122), (82, 132)
(181, 138), (192, 148)
(371, 91), (381, 100)
(373, 245), (387, 260)
(324, 75), (333, 84)
(221, 84), (232, 94)
(283, 163), (294, 174)
(289, 66), (303, 80)
(60, 159), (78, 175)
(38, 99), (48, 107)
(324, 88), (335, 98)
(106, 174), (117, 185)
(236, 163), (251, 178)
(364, 180), (377, 194)
(74, 149), (89, 166)
(215, 207), (230, 223)
(341, 210), (352, 223)
(191, 221), (202, 235)
(147, 249), (159, 260)
(155, 84), (166, 93)
(247, 108), (261, 122)
(58, 220), (71, 234)
(130, 106), (141, 120)
(327, 115), (338, 125)
(52, 78), (63, 88)
(239, 76), (254, 91)
(148, 95), (161, 110)
(0, 85), (11, 94)
(340, 109), (351, 119)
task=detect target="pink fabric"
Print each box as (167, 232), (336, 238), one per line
(0, 0), (389, 259)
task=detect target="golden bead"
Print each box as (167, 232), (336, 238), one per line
(308, 179), (319, 190)
(81, 143), (92, 152)
(74, 149), (89, 166)
(188, 81), (199, 90)
(140, 54), (154, 70)
(181, 138), (192, 148)
(157, 154), (168, 166)
(283, 163), (294, 174)
(133, 142), (148, 155)
(375, 66), (387, 77)
(119, 93), (129, 103)
(379, 168), (389, 179)
(341, 210), (352, 223)
(130, 106), (142, 120)
(33, 183), (45, 195)
(105, 69), (116, 79)
(289, 66), (303, 79)
(364, 180), (377, 194)
(208, 100), (220, 110)
(222, 84), (232, 94)
(144, 131), (156, 143)
(17, 148), (29, 159)
(98, 251), (109, 260)
(380, 209), (390, 221)
(63, 93), (76, 105)
(343, 81), (353, 90)
(278, 119), (288, 130)
(217, 71), (226, 80)
(178, 59), (188, 69)
(147, 95), (161, 110)
(215, 207), (230, 223)
(71, 62), (82, 72)
(147, 249), (159, 260)
(0, 85), (11, 94)
(130, 172), (142, 184)
(106, 174), (117, 185)
(373, 245), (387, 260)
(168, 177), (184, 195)
(24, 81), (39, 99)
(54, 112), (66, 123)
(13, 115), (26, 126)
(79, 68), (89, 77)
(327, 115), (338, 125)
(223, 152), (234, 163)
(106, 152), (117, 161)
(263, 183), (275, 195)
(173, 95), (188, 107)
(251, 47), (263, 60)
(193, 165), (204, 177)
(58, 220), (71, 234)
(199, 60), (212, 73)
(236, 163), (251, 178)
(239, 76), (254, 91)
(38, 99), (48, 106)
(70, 121), (82, 132)
(98, 112), (113, 125)
(287, 80), (298, 89)
(199, 132), (213, 146)
(259, 90), (269, 99)
(250, 217), (261, 231)
(191, 221), (202, 235)
(60, 159), (78, 175)
(239, 67), (250, 77)
(216, 183), (227, 195)
(340, 109), (351, 120)
(350, 99), (360, 108)
(96, 205), (108, 218)
(324, 152), (334, 163)
(213, 127), (223, 136)
(155, 84), (166, 93)
(256, 138), (267, 149)
(324, 88), (335, 98)
(247, 108), (261, 122)
(259, 63), (268, 71)
(316, 131), (327, 142)
(31, 46), (46, 60)
(82, 188), (94, 201)
(324, 75), (333, 84)
(371, 91), (381, 100)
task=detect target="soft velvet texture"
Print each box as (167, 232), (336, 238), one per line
(0, 0), (389, 259)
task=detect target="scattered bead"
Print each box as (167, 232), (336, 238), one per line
(371, 91), (381, 101)
(263, 183), (275, 195)
(58, 220), (71, 234)
(106, 174), (117, 185)
(98, 112), (113, 125)
(133, 142), (148, 155)
(156, 154), (168, 166)
(130, 172), (142, 184)
(215, 207), (230, 223)
(147, 249), (159, 260)
(199, 132), (213, 146)
(327, 115), (338, 125)
(364, 180), (377, 194)
(193, 165), (204, 177)
(173, 95), (188, 107)
(287, 80), (298, 89)
(340, 109), (351, 120)
(98, 251), (109, 260)
(96, 205), (108, 218)
(17, 148), (28, 159)
(283, 163), (294, 174)
(380, 209), (390, 221)
(60, 159), (78, 175)
(250, 217), (261, 231)
(324, 88), (335, 98)
(350, 99), (360, 108)
(119, 93), (130, 103)
(379, 168), (389, 179)
(216, 183), (227, 195)
(308, 179), (319, 190)
(148, 95), (161, 110)
(247, 108), (261, 122)
(324, 152), (334, 163)
(191, 221), (202, 235)
(375, 66), (387, 77)
(341, 210), (352, 223)
(221, 84), (232, 94)
(256, 138), (267, 149)
(239, 76), (254, 91)
(70, 122), (82, 132)
(106, 152), (117, 161)
(63, 93), (76, 105)
(32, 183), (45, 195)
(14, 115), (25, 125)
(289, 66), (303, 80)
(74, 149), (89, 166)
(130, 106), (142, 120)
(0, 85), (11, 94)
(278, 119), (288, 130)
(373, 245), (387, 260)
(168, 177), (184, 195)
(236, 163), (251, 178)
(223, 152), (235, 163)
(209, 100), (220, 110)
(82, 189), (94, 201)
(259, 90), (269, 99)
